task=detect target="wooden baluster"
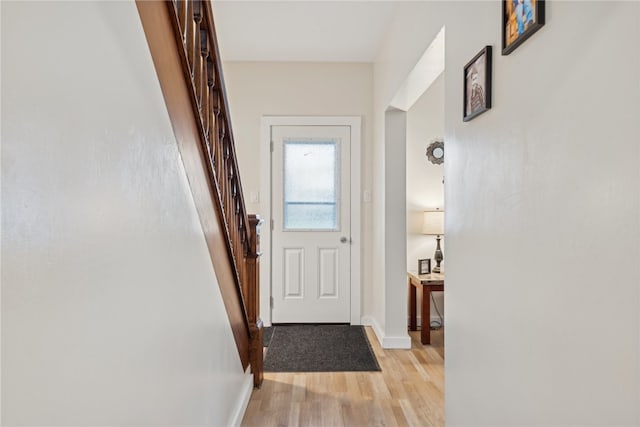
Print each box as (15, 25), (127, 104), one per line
(221, 152), (228, 217)
(229, 178), (235, 239)
(231, 170), (237, 236)
(176, 0), (187, 41)
(212, 89), (221, 176)
(232, 225), (238, 257)
(207, 58), (215, 157)
(221, 134), (229, 216)
(243, 223), (247, 246)
(237, 226), (242, 267)
(238, 216), (245, 260)
(214, 94), (224, 202)
(231, 176), (237, 212)
(229, 221), (235, 254)
(185, 1), (195, 75)
(232, 176), (237, 213)
(217, 113), (225, 182)
(201, 34), (210, 143)
(219, 138), (227, 214)
(226, 154), (233, 227)
(193, 2), (203, 106)
(236, 216), (242, 270)
(247, 215), (264, 388)
(229, 205), (235, 252)
(235, 215), (241, 258)
(231, 183), (237, 233)
(242, 221), (249, 292)
(234, 231), (244, 268)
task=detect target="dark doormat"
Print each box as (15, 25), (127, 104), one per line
(263, 326), (273, 347)
(264, 324), (381, 372)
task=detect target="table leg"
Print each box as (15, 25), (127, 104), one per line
(421, 286), (431, 345)
(409, 278), (417, 331)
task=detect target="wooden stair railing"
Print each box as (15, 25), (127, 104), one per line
(136, 0), (263, 387)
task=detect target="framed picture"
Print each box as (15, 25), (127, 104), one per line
(502, 0), (545, 55)
(463, 46), (492, 122)
(418, 259), (431, 275)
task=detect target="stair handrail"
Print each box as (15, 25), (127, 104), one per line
(137, 0), (263, 387)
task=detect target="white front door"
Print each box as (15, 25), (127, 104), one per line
(271, 125), (351, 323)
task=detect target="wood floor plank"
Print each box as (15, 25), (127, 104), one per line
(287, 402), (301, 426)
(291, 373), (306, 402)
(241, 327), (445, 427)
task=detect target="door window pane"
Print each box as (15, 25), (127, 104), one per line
(283, 139), (339, 230)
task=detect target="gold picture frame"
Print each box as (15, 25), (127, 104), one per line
(502, 0), (545, 55)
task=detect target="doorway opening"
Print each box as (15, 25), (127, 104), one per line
(376, 26), (445, 349)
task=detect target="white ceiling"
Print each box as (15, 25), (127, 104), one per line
(212, 1), (397, 62)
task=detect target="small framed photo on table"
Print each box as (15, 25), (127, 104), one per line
(418, 259), (431, 275)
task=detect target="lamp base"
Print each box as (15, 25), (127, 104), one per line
(433, 235), (443, 274)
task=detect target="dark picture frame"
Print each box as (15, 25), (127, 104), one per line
(463, 46), (492, 122)
(502, 0), (545, 55)
(418, 259), (431, 275)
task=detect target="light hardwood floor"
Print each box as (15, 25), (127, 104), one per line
(241, 327), (444, 427)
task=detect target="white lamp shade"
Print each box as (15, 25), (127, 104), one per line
(422, 210), (444, 235)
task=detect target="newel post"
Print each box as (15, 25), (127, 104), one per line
(247, 214), (264, 388)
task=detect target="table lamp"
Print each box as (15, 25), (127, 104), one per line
(422, 209), (444, 273)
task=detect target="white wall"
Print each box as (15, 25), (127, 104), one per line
(1, 2), (249, 425)
(406, 73), (445, 322)
(375, 1), (640, 425)
(222, 61), (373, 325)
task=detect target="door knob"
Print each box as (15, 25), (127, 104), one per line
(340, 236), (349, 243)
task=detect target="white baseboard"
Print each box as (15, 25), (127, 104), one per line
(361, 315), (411, 349)
(361, 315), (383, 344)
(228, 368), (254, 427)
(382, 334), (411, 349)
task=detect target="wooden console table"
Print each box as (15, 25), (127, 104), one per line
(408, 271), (444, 345)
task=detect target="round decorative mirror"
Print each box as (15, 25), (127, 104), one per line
(426, 139), (444, 165)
